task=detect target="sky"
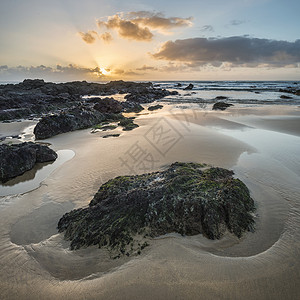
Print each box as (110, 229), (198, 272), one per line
(0, 0), (300, 81)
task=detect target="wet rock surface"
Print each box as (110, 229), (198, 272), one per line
(148, 104), (163, 111)
(34, 107), (106, 139)
(184, 83), (194, 90)
(212, 102), (234, 111)
(0, 142), (57, 182)
(58, 162), (255, 256)
(0, 79), (172, 121)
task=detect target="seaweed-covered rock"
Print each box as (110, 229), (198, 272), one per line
(58, 162), (255, 254)
(118, 118), (139, 131)
(212, 102), (233, 111)
(0, 142), (57, 182)
(34, 107), (105, 139)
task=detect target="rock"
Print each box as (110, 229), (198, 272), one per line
(118, 118), (139, 131)
(148, 104), (163, 111)
(93, 97), (122, 114)
(34, 107), (105, 139)
(103, 134), (120, 138)
(0, 80), (169, 121)
(121, 101), (144, 113)
(175, 83), (182, 87)
(125, 88), (178, 104)
(280, 95), (293, 99)
(212, 102), (233, 111)
(0, 142), (57, 182)
(58, 162), (255, 254)
(183, 84), (194, 90)
(215, 96), (228, 100)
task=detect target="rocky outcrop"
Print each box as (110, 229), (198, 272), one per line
(212, 102), (233, 111)
(34, 107), (105, 139)
(184, 83), (194, 90)
(125, 88), (178, 103)
(93, 97), (122, 114)
(0, 79), (156, 121)
(0, 142), (57, 182)
(58, 162), (255, 255)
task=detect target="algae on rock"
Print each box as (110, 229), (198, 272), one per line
(58, 162), (255, 256)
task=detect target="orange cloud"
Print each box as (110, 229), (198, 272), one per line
(78, 30), (98, 44)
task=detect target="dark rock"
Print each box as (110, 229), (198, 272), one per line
(280, 95), (293, 99)
(93, 97), (122, 114)
(0, 142), (57, 182)
(125, 88), (178, 104)
(215, 96), (228, 100)
(212, 102), (233, 111)
(34, 107), (105, 139)
(58, 162), (255, 254)
(121, 101), (144, 113)
(183, 84), (194, 90)
(103, 134), (120, 138)
(118, 118), (139, 131)
(175, 83), (182, 87)
(148, 104), (163, 111)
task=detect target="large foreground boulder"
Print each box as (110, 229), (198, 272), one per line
(58, 162), (255, 256)
(0, 142), (57, 182)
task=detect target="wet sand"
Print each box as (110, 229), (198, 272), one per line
(0, 104), (300, 299)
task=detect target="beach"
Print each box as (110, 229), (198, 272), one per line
(1, 99), (300, 299)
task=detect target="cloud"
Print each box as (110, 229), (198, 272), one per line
(96, 11), (192, 41)
(201, 25), (214, 32)
(100, 32), (113, 43)
(78, 30), (98, 44)
(0, 64), (110, 81)
(136, 65), (158, 71)
(152, 36), (300, 67)
(97, 14), (153, 41)
(111, 68), (142, 76)
(126, 11), (193, 30)
(229, 20), (246, 26)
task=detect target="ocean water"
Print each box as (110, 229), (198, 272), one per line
(154, 81), (300, 105)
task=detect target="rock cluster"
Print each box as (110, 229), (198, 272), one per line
(0, 79), (169, 121)
(0, 142), (57, 182)
(58, 162), (255, 255)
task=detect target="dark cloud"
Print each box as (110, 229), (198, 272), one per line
(201, 25), (214, 32)
(229, 20), (246, 26)
(96, 11), (192, 41)
(78, 30), (98, 44)
(152, 36), (300, 67)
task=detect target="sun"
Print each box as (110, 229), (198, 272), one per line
(100, 67), (110, 75)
